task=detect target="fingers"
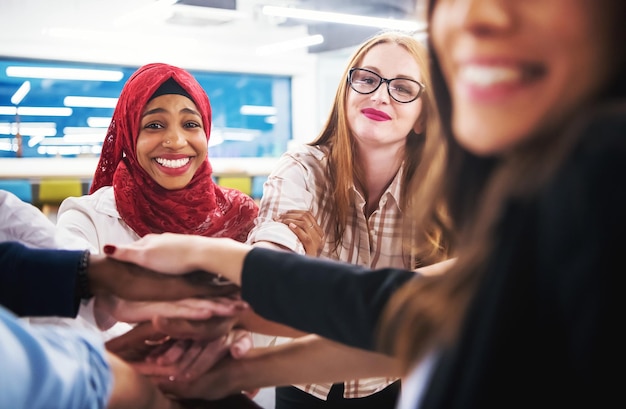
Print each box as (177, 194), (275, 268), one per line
(229, 330), (253, 358)
(277, 210), (324, 256)
(175, 337), (231, 381)
(153, 315), (236, 341)
(105, 321), (170, 362)
(106, 298), (243, 324)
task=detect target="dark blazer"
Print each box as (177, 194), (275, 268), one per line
(241, 112), (626, 408)
(0, 241), (82, 317)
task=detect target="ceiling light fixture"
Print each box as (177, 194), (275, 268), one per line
(0, 106), (73, 117)
(6, 66), (124, 82)
(87, 117), (112, 128)
(261, 6), (425, 32)
(240, 105), (278, 116)
(256, 34), (324, 56)
(64, 96), (118, 108)
(0, 122), (57, 137)
(11, 81), (31, 105)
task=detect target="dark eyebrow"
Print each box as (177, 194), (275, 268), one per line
(142, 107), (201, 118)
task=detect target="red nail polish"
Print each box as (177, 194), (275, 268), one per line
(103, 245), (116, 255)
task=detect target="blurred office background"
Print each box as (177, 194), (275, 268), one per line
(0, 1), (425, 406)
(0, 0), (425, 204)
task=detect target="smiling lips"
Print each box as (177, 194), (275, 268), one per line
(362, 108), (391, 122)
(154, 156), (193, 176)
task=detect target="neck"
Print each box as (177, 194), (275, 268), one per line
(356, 145), (403, 216)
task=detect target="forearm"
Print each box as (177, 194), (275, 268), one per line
(0, 241), (82, 317)
(0, 306), (112, 409)
(238, 308), (307, 338)
(231, 335), (400, 391)
(106, 352), (178, 409)
(187, 237), (250, 286)
(241, 248), (415, 351)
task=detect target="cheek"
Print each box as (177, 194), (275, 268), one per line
(135, 138), (153, 168)
(191, 133), (209, 158)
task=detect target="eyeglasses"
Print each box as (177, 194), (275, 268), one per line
(348, 67), (425, 103)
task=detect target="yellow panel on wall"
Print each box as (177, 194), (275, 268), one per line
(38, 178), (83, 204)
(217, 176), (252, 196)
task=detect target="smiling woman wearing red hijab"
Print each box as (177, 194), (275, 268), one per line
(52, 63), (258, 339)
(84, 62), (257, 241)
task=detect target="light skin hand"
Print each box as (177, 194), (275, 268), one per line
(104, 233), (250, 286)
(106, 351), (183, 409)
(277, 210), (324, 256)
(136, 329), (253, 381)
(94, 296), (247, 326)
(157, 334), (400, 402)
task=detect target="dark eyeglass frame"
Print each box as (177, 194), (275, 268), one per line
(347, 67), (425, 103)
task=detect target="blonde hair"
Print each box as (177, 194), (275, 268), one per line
(310, 30), (450, 265)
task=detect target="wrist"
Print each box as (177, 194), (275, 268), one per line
(76, 249), (93, 300)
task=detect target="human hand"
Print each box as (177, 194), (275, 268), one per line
(89, 253), (240, 300)
(157, 354), (245, 401)
(136, 329), (253, 381)
(277, 210), (324, 256)
(104, 233), (250, 286)
(95, 296), (248, 326)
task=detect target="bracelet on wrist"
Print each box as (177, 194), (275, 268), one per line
(77, 249), (93, 300)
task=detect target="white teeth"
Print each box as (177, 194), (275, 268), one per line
(460, 65), (521, 86)
(155, 157), (190, 168)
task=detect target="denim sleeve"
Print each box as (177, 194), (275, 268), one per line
(0, 306), (112, 409)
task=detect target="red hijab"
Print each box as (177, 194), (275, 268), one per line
(90, 63), (258, 242)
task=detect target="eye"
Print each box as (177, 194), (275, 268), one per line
(144, 122), (164, 130)
(390, 80), (419, 96)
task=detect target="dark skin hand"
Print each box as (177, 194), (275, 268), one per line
(277, 210), (324, 256)
(88, 254), (240, 301)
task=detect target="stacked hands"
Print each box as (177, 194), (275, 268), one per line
(95, 259), (254, 402)
(94, 212), (323, 405)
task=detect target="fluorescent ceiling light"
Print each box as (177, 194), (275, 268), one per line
(6, 66), (124, 82)
(256, 34), (324, 56)
(0, 122), (57, 137)
(28, 135), (45, 147)
(87, 117), (112, 128)
(262, 6), (425, 31)
(0, 107), (17, 115)
(11, 81), (31, 105)
(0, 106), (73, 116)
(63, 126), (108, 135)
(37, 146), (85, 156)
(64, 96), (118, 108)
(0, 141), (17, 152)
(60, 134), (106, 144)
(240, 105), (278, 116)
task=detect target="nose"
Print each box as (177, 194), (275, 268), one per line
(162, 128), (187, 148)
(457, 0), (515, 36)
(370, 81), (391, 104)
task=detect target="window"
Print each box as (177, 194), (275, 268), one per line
(0, 58), (292, 158)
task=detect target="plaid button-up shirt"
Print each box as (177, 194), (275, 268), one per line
(247, 144), (409, 400)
